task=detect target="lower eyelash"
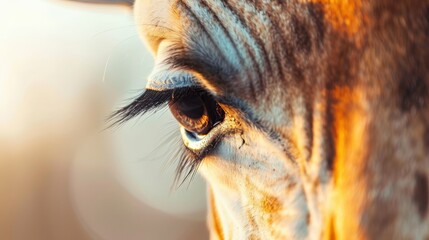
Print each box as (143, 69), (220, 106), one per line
(158, 126), (204, 189)
(172, 146), (202, 189)
(171, 132), (223, 189)
(172, 125), (239, 188)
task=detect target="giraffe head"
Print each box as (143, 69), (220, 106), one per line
(68, 0), (429, 238)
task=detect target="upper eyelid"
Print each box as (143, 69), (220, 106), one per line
(147, 40), (227, 106)
(146, 67), (200, 91)
(146, 40), (200, 91)
(146, 65), (227, 105)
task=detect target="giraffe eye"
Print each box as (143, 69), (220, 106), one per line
(169, 89), (225, 136)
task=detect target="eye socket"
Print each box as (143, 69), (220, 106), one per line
(169, 89), (225, 136)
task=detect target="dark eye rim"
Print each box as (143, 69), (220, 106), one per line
(169, 87), (225, 136)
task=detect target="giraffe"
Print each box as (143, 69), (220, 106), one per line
(68, 0), (429, 239)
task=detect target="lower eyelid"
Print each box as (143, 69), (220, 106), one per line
(180, 112), (239, 153)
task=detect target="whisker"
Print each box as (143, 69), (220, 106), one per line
(100, 34), (139, 84)
(102, 54), (112, 83)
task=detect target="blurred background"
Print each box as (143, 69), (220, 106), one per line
(0, 0), (208, 239)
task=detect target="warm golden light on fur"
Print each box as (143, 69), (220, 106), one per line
(326, 86), (369, 239)
(306, 0), (362, 35)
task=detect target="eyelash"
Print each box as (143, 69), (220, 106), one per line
(172, 132), (224, 188)
(172, 146), (202, 188)
(109, 87), (220, 187)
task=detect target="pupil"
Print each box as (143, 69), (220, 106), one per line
(169, 88), (225, 136)
(176, 96), (205, 119)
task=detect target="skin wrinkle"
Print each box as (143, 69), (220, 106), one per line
(177, 0), (229, 68)
(193, 0), (252, 87)
(250, 1), (306, 86)
(221, 0), (271, 91)
(199, 0), (262, 97)
(228, 1), (274, 82)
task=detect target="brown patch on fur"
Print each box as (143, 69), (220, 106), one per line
(306, 212), (311, 225)
(244, 177), (281, 215)
(413, 172), (429, 219)
(260, 195), (281, 214)
(302, 0), (362, 36)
